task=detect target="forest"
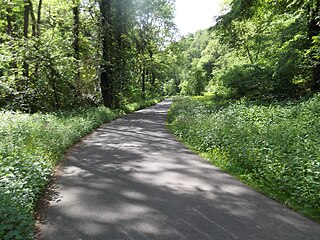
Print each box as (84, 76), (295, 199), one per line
(0, 0), (320, 239)
(166, 0), (320, 98)
(0, 0), (176, 111)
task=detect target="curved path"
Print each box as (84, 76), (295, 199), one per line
(39, 99), (320, 240)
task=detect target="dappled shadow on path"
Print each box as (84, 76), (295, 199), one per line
(38, 99), (320, 240)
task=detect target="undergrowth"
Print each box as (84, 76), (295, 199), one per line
(0, 99), (159, 240)
(167, 95), (320, 222)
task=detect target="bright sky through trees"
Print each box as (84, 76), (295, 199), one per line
(175, 0), (224, 36)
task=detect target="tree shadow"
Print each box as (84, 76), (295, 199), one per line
(38, 100), (320, 240)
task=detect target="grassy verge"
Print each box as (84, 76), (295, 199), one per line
(167, 95), (320, 222)
(0, 99), (160, 240)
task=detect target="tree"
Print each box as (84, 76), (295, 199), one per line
(72, 0), (80, 82)
(99, 0), (134, 108)
(133, 0), (176, 97)
(305, 0), (320, 90)
(210, 0), (319, 98)
(23, 0), (30, 78)
(0, 0), (176, 111)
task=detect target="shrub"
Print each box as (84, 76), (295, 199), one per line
(168, 95), (320, 221)
(220, 64), (274, 98)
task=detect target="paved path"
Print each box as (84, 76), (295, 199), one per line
(39, 99), (320, 240)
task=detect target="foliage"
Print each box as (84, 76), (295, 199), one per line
(168, 95), (320, 221)
(213, 0), (319, 97)
(0, 0), (101, 111)
(0, 0), (176, 111)
(219, 64), (275, 98)
(166, 0), (320, 99)
(120, 98), (161, 113)
(0, 99), (159, 240)
(163, 79), (178, 96)
(131, 0), (177, 100)
(0, 0), (174, 236)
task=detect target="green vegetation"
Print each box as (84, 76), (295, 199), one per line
(1, 0), (320, 237)
(163, 0), (320, 100)
(121, 99), (161, 113)
(0, 0), (175, 111)
(1, 0), (171, 238)
(168, 95), (320, 222)
(164, 1), (320, 223)
(0, 99), (159, 240)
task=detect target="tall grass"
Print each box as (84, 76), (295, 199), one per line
(0, 99), (159, 240)
(168, 95), (320, 221)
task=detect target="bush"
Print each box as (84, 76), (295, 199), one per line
(220, 64), (274, 99)
(0, 107), (120, 239)
(168, 95), (320, 221)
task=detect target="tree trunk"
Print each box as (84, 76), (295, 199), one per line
(100, 70), (113, 108)
(24, 0), (30, 38)
(6, 7), (13, 35)
(148, 49), (156, 85)
(73, 0), (81, 82)
(37, 0), (42, 36)
(151, 71), (156, 85)
(100, 0), (114, 108)
(142, 67), (146, 95)
(28, 0), (36, 37)
(27, 0), (38, 112)
(23, 0), (30, 78)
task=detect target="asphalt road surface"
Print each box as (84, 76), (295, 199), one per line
(39, 99), (320, 240)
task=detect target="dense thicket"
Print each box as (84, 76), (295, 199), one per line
(166, 0), (320, 99)
(0, 0), (176, 112)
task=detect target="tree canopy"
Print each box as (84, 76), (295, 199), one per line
(165, 0), (320, 100)
(0, 0), (176, 111)
(1, 0), (320, 110)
